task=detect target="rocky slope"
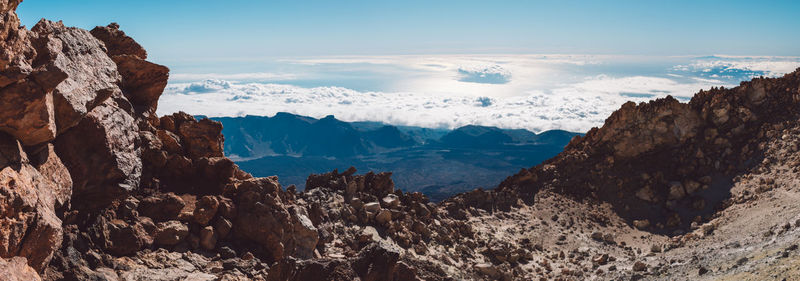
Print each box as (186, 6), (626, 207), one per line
(1, 1), (800, 280)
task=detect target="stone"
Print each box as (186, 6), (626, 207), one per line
(0, 134), (63, 271)
(290, 206), (319, 259)
(177, 116), (224, 159)
(214, 218), (233, 240)
(375, 209), (392, 225)
(0, 257), (42, 281)
(138, 193), (186, 222)
(0, 78), (58, 145)
(633, 261), (647, 272)
(233, 177), (292, 262)
(200, 226), (217, 250)
(194, 196), (220, 225)
(89, 23), (147, 59)
(382, 194), (400, 208)
(55, 98), (141, 209)
(96, 217), (152, 256)
(474, 263), (501, 277)
(364, 202), (381, 214)
(154, 221), (189, 246)
(112, 55), (169, 113)
(32, 19), (122, 134)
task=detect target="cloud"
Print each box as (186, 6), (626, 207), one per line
(457, 65), (511, 84)
(158, 75), (724, 134)
(672, 56), (800, 82)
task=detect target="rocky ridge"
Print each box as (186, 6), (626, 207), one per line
(1, 1), (800, 280)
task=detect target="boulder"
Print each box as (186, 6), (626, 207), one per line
(55, 98), (141, 209)
(111, 55), (169, 113)
(0, 78), (58, 145)
(199, 226), (217, 250)
(0, 257), (42, 281)
(138, 193), (186, 222)
(289, 206), (318, 259)
(89, 23), (147, 59)
(31, 19), (121, 134)
(154, 221), (189, 246)
(193, 195), (219, 225)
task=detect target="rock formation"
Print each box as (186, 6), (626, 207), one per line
(1, 0), (800, 280)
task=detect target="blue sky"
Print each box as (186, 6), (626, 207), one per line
(18, 0), (800, 64)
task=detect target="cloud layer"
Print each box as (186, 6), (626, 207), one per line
(159, 55), (800, 133)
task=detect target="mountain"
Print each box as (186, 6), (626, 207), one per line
(2, 2), (800, 280)
(208, 114), (580, 200)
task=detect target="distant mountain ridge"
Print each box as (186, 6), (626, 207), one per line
(205, 113), (581, 200)
(207, 113), (577, 160)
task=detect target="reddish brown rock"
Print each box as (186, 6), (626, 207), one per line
(0, 0), (35, 88)
(31, 19), (122, 134)
(138, 193), (186, 222)
(0, 257), (42, 281)
(112, 55), (169, 113)
(55, 98), (141, 209)
(234, 177), (293, 262)
(0, 134), (63, 271)
(89, 23), (147, 59)
(177, 116), (224, 159)
(0, 79), (58, 145)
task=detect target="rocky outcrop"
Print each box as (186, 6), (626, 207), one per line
(499, 70), (800, 232)
(0, 133), (64, 271)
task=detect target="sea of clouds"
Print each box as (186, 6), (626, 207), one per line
(158, 55), (800, 133)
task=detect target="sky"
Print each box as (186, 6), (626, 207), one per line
(16, 1), (800, 133)
(17, 0), (800, 63)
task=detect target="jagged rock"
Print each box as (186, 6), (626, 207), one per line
(31, 19), (121, 134)
(55, 98), (141, 209)
(0, 133), (63, 271)
(94, 216), (152, 256)
(199, 226), (217, 250)
(214, 218), (232, 240)
(0, 257), (42, 281)
(138, 193), (186, 222)
(154, 221), (189, 246)
(0, 78), (58, 145)
(289, 206), (319, 259)
(352, 243), (405, 281)
(112, 55), (168, 113)
(267, 257), (354, 281)
(193, 195), (219, 225)
(234, 177), (293, 262)
(89, 23), (147, 59)
(176, 115), (224, 159)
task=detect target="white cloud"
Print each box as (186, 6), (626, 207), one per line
(457, 65), (511, 84)
(158, 74), (723, 133)
(672, 56), (800, 80)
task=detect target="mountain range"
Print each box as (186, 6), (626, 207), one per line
(208, 113), (580, 201)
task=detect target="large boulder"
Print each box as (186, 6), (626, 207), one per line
(31, 19), (121, 134)
(90, 23), (168, 114)
(55, 98), (141, 209)
(233, 177), (293, 262)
